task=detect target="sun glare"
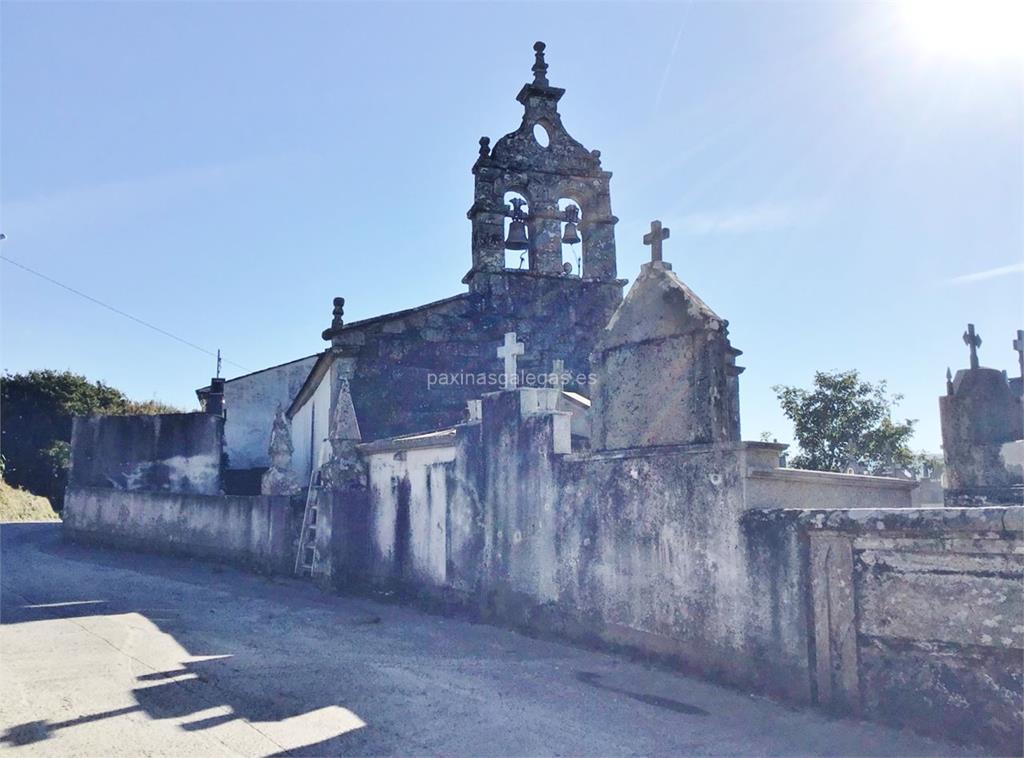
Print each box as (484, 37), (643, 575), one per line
(901, 0), (1024, 60)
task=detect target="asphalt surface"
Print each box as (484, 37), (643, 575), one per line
(1, 523), (972, 756)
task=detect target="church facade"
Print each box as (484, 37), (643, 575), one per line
(65, 43), (1022, 754)
(202, 42), (626, 486)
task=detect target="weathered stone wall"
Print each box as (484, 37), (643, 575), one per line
(70, 413), (223, 495)
(350, 388), (1017, 752)
(329, 274), (622, 442)
(360, 433), (458, 586)
(746, 467), (915, 510)
(744, 506), (1023, 754)
(589, 261), (742, 451)
(63, 486), (297, 574)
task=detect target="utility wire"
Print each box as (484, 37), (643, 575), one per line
(0, 254), (251, 372)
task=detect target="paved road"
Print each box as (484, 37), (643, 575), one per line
(1, 523), (969, 757)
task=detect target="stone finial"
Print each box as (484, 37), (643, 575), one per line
(330, 375), (361, 446)
(532, 41), (549, 87)
(268, 405), (293, 465)
(331, 297), (345, 331)
(643, 220), (670, 263)
(963, 323), (981, 370)
(321, 368), (365, 490)
(261, 404), (300, 496)
(946, 367), (954, 395)
(1014, 329), (1024, 380)
(497, 332), (525, 389)
(478, 136), (490, 158)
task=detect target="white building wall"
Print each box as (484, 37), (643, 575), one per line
(290, 367), (332, 483)
(221, 356), (318, 470)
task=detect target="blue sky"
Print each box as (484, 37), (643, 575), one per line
(2, 1), (1021, 453)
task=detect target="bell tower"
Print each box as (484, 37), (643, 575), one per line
(464, 42), (619, 291)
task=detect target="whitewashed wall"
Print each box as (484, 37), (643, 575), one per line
(221, 356), (317, 470)
(290, 368), (332, 483)
(364, 443), (457, 587)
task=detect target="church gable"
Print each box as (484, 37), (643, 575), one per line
(597, 260), (725, 353)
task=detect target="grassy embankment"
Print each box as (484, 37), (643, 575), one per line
(0, 479), (60, 521)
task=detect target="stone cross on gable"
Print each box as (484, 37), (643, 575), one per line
(643, 220), (670, 263)
(1014, 329), (1024, 380)
(497, 332), (525, 389)
(963, 323), (982, 370)
(551, 359), (565, 394)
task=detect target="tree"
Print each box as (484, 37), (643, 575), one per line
(0, 370), (180, 509)
(772, 370), (916, 476)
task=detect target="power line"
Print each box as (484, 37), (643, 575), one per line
(0, 254), (251, 372)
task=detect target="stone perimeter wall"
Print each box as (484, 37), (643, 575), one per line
(63, 486), (297, 574)
(745, 506), (1023, 754)
(348, 389), (1021, 754)
(70, 413), (224, 495)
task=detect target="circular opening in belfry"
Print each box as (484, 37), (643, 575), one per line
(533, 122), (551, 148)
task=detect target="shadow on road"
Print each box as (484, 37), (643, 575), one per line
(1, 523), (368, 755)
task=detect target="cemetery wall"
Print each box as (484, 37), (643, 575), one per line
(63, 486), (297, 573)
(70, 412), (223, 495)
(354, 390), (1020, 751)
(744, 506), (1023, 754)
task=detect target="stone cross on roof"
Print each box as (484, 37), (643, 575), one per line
(1014, 329), (1024, 379)
(551, 359), (565, 394)
(643, 220), (670, 263)
(497, 332), (525, 389)
(963, 323), (982, 370)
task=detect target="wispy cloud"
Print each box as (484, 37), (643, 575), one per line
(677, 203), (809, 236)
(947, 262), (1024, 285)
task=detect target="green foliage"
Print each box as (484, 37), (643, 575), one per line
(1, 370), (180, 508)
(772, 370), (916, 476)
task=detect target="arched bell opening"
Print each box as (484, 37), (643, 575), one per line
(502, 191), (530, 270)
(557, 197), (583, 277)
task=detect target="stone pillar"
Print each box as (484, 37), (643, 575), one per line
(527, 199), (564, 275)
(468, 163), (506, 280)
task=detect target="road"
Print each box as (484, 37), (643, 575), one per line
(1, 523), (969, 757)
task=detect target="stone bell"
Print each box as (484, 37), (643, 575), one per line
(505, 218), (530, 250)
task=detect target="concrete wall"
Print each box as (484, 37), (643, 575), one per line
(63, 486), (297, 574)
(70, 413), (223, 495)
(744, 506), (1023, 754)
(220, 356), (318, 470)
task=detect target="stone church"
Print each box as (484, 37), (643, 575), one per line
(66, 42), (1023, 755)
(201, 42), (637, 487)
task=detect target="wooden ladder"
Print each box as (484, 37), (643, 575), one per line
(294, 441), (331, 577)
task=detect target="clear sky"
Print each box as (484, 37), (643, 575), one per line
(2, 1), (1021, 453)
